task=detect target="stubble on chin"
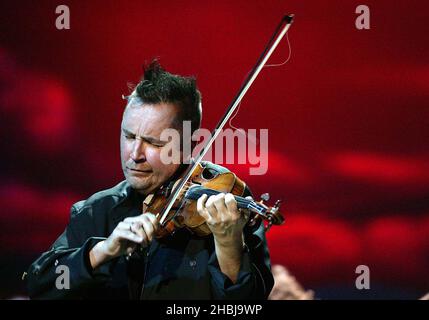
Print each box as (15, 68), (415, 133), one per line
(127, 174), (160, 195)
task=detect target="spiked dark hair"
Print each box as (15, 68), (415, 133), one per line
(127, 59), (202, 134)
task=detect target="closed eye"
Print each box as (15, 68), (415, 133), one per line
(122, 129), (135, 140)
(151, 142), (165, 148)
(122, 129), (166, 146)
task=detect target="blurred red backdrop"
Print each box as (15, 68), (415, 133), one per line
(0, 0), (428, 299)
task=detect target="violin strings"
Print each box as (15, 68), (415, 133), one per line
(185, 187), (267, 214)
(228, 67), (251, 132)
(228, 33), (291, 145)
(264, 32), (292, 67)
(228, 101), (244, 133)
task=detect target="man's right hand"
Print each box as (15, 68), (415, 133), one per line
(89, 213), (159, 269)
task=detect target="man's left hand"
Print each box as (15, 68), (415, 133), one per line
(197, 193), (250, 246)
(197, 192), (251, 283)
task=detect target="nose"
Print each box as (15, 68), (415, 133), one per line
(130, 138), (147, 163)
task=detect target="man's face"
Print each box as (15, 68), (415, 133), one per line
(120, 101), (182, 194)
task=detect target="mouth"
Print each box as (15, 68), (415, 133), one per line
(127, 167), (152, 174)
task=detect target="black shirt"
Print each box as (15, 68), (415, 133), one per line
(26, 162), (274, 299)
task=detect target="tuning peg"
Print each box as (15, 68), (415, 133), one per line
(261, 193), (270, 202)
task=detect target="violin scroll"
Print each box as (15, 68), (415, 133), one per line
(247, 194), (285, 231)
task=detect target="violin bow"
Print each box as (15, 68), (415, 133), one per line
(159, 14), (295, 226)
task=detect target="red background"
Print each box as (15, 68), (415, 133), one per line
(1, 0), (428, 299)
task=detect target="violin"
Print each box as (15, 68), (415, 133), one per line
(144, 15), (294, 238)
(142, 163), (284, 238)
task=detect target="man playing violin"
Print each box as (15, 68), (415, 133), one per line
(26, 60), (274, 299)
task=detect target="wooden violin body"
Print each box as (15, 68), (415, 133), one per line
(143, 163), (284, 238)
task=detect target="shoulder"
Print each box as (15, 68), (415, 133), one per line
(71, 180), (130, 218)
